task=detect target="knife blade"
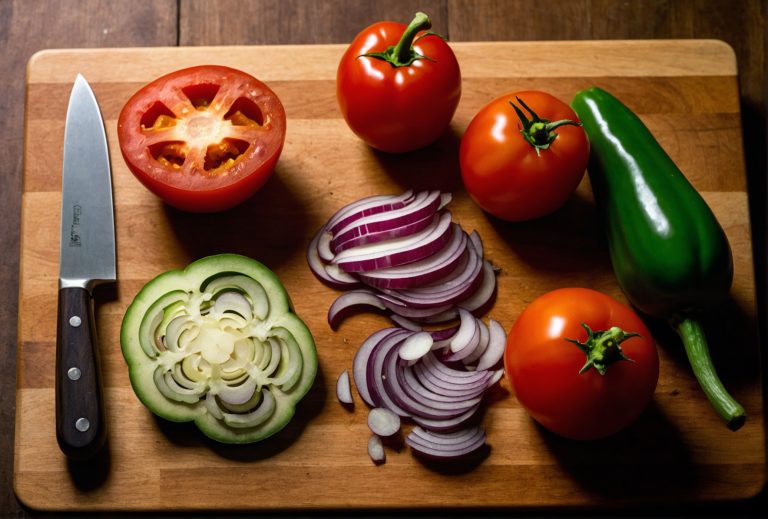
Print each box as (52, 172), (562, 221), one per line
(56, 74), (115, 461)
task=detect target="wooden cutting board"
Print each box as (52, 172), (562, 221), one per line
(15, 40), (765, 512)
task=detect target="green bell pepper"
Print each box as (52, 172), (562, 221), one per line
(120, 254), (318, 444)
(571, 86), (745, 430)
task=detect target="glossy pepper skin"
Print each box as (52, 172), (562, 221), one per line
(571, 86), (745, 430)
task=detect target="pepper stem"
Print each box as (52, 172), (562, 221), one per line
(359, 12), (433, 67)
(674, 317), (746, 430)
(565, 323), (638, 375)
(511, 96), (581, 156)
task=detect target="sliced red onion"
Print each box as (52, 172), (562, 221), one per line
(430, 325), (460, 350)
(462, 318), (489, 366)
(450, 309), (479, 353)
(307, 227), (359, 289)
(475, 318), (506, 371)
(390, 314), (423, 331)
(317, 229), (335, 262)
(327, 290), (386, 330)
(366, 331), (414, 415)
(356, 225), (467, 290)
(398, 331), (433, 363)
(327, 190), (415, 235)
(411, 404), (481, 432)
(468, 230), (484, 257)
(333, 211), (452, 273)
(406, 426), (487, 460)
(333, 212), (436, 254)
(336, 369), (353, 405)
(403, 364), (489, 401)
(353, 328), (402, 408)
(330, 190), (443, 252)
(454, 260), (497, 313)
(411, 363), (492, 397)
(368, 407), (401, 437)
(422, 352), (493, 383)
(368, 434), (386, 464)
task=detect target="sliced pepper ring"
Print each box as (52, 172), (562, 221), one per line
(121, 254), (317, 444)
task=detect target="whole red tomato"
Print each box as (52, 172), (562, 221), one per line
(337, 12), (461, 153)
(504, 288), (659, 440)
(460, 90), (589, 221)
(117, 65), (286, 213)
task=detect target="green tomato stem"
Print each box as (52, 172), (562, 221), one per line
(675, 317), (746, 430)
(393, 12), (432, 65)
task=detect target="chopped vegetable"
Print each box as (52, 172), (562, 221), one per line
(368, 407), (401, 437)
(307, 190), (498, 328)
(571, 86), (745, 430)
(120, 254), (317, 444)
(336, 369), (353, 405)
(367, 434), (386, 464)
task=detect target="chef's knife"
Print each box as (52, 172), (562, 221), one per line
(56, 74), (115, 461)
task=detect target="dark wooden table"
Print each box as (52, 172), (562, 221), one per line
(1, 1), (766, 516)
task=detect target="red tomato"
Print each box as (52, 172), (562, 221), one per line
(504, 288), (659, 440)
(460, 90), (589, 221)
(117, 65), (286, 212)
(337, 12), (461, 153)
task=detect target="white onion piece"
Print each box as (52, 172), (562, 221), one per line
(336, 369), (353, 405)
(475, 319), (507, 371)
(327, 290), (386, 329)
(356, 225), (467, 290)
(354, 328), (402, 407)
(443, 321), (481, 363)
(398, 332), (433, 363)
(439, 192), (453, 209)
(468, 230), (484, 257)
(327, 190), (415, 235)
(333, 212), (452, 273)
(368, 434), (386, 464)
(317, 230), (335, 262)
(368, 407), (401, 437)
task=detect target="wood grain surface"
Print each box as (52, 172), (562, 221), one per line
(2, 1), (767, 516)
(13, 40), (765, 512)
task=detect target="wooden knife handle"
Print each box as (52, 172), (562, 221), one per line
(55, 286), (106, 460)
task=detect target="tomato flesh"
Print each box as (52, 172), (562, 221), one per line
(117, 65), (286, 212)
(504, 288), (659, 440)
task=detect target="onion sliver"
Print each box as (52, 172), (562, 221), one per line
(368, 434), (386, 464)
(336, 369), (353, 405)
(368, 407), (401, 437)
(307, 227), (358, 289)
(475, 319), (506, 371)
(328, 290), (386, 329)
(333, 211), (453, 273)
(398, 332), (433, 363)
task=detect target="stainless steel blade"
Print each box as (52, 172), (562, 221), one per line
(59, 74), (116, 290)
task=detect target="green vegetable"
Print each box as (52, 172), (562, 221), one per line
(120, 254), (318, 443)
(571, 86), (745, 430)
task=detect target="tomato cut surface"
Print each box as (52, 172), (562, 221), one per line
(117, 65), (286, 212)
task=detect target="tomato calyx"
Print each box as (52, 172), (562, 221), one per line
(511, 96), (582, 156)
(359, 12), (436, 67)
(565, 323), (639, 375)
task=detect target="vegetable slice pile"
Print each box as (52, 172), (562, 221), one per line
(120, 254), (317, 444)
(307, 190), (498, 327)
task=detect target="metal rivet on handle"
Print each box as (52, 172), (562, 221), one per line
(75, 418), (90, 432)
(67, 367), (81, 380)
(69, 315), (82, 327)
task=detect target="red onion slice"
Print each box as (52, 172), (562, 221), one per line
(353, 328), (402, 408)
(403, 364), (489, 401)
(406, 426), (487, 460)
(411, 363), (492, 397)
(450, 309), (479, 353)
(368, 407), (401, 437)
(390, 314), (423, 331)
(475, 318), (506, 371)
(366, 331), (414, 416)
(462, 318), (490, 366)
(411, 403), (482, 432)
(357, 225), (467, 290)
(330, 190), (443, 251)
(333, 212), (453, 273)
(327, 290), (386, 330)
(307, 227), (359, 289)
(454, 260), (497, 313)
(327, 190), (415, 235)
(336, 369), (353, 405)
(333, 212), (437, 254)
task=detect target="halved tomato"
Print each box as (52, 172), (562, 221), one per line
(117, 65), (286, 212)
